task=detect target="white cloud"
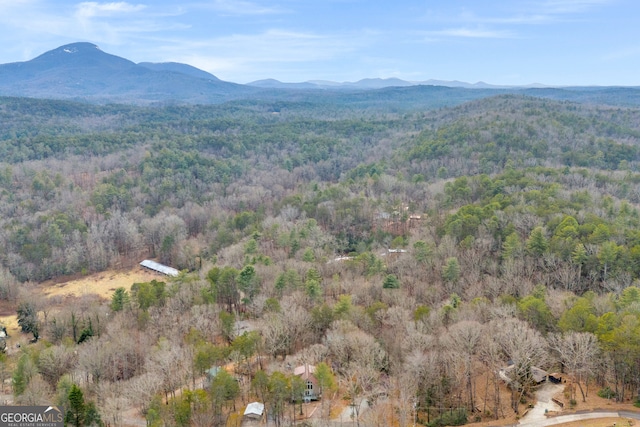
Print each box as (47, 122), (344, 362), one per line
(0, 0), (38, 23)
(537, 0), (613, 14)
(75, 2), (146, 20)
(151, 28), (378, 81)
(0, 0), (34, 6)
(205, 0), (285, 15)
(455, 9), (555, 25)
(177, 29), (368, 63)
(68, 2), (191, 45)
(416, 0), (614, 45)
(432, 27), (514, 38)
(0, 1), (191, 62)
(429, 0), (614, 31)
(0, 1), (71, 52)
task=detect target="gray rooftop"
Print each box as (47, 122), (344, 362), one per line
(140, 259), (179, 277)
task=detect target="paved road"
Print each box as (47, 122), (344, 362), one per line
(515, 382), (640, 427)
(517, 410), (640, 427)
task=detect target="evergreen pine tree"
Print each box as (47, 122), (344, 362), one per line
(66, 384), (85, 427)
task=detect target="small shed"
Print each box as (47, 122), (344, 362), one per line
(243, 402), (264, 420)
(140, 259), (179, 277)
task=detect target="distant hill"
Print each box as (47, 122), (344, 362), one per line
(253, 77), (418, 89)
(1, 42), (640, 107)
(137, 62), (220, 81)
(0, 42), (254, 104)
(247, 79), (320, 89)
(249, 77), (548, 90)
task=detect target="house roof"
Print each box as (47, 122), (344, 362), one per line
(244, 402), (264, 417)
(502, 364), (548, 384)
(531, 366), (548, 383)
(294, 364), (316, 380)
(294, 364), (316, 376)
(140, 259), (179, 277)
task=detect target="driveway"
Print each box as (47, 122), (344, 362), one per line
(336, 399), (370, 423)
(519, 383), (564, 425)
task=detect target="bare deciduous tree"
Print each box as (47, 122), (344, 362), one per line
(393, 372), (418, 427)
(261, 298), (311, 359)
(478, 330), (506, 419)
(343, 364), (380, 427)
(38, 345), (77, 389)
(16, 374), (51, 406)
(492, 318), (549, 413)
(443, 320), (484, 412)
(147, 337), (191, 403)
(123, 372), (163, 416)
(324, 320), (386, 374)
(548, 331), (599, 401)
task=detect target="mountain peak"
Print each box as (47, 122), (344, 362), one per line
(0, 42), (252, 103)
(57, 42), (101, 52)
(36, 42), (102, 58)
(28, 41), (135, 72)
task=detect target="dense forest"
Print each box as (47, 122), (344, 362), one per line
(3, 92), (640, 426)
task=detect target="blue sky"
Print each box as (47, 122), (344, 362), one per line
(0, 0), (638, 85)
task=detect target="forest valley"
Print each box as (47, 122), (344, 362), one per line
(3, 93), (640, 426)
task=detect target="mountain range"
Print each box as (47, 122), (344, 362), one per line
(1, 42), (639, 106)
(0, 42), (253, 104)
(246, 77), (548, 90)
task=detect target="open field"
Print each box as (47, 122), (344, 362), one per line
(0, 267), (163, 338)
(41, 268), (160, 299)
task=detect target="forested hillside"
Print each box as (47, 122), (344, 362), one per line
(3, 93), (640, 426)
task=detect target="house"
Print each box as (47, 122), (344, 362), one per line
(294, 364), (319, 402)
(500, 364), (549, 389)
(243, 402), (264, 420)
(531, 366), (548, 384)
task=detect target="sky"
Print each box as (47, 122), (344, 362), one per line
(0, 0), (638, 86)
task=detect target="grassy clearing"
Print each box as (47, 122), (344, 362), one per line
(0, 268), (162, 337)
(42, 268), (159, 299)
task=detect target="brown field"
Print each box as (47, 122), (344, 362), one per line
(41, 268), (160, 299)
(0, 267), (162, 337)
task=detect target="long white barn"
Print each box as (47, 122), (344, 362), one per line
(140, 259), (179, 277)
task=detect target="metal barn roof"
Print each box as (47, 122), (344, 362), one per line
(140, 259), (179, 277)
